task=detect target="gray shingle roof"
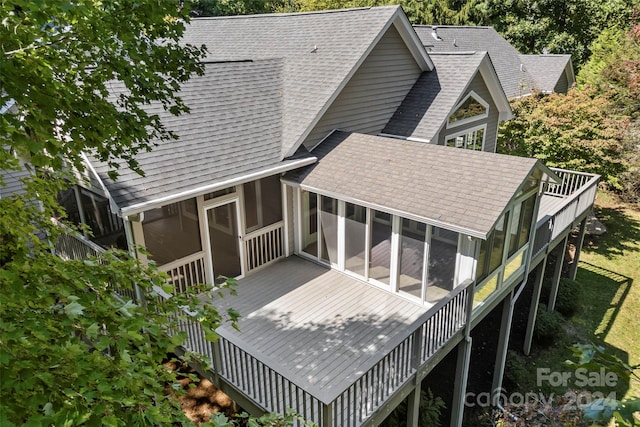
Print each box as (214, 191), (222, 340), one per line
(519, 54), (572, 93)
(383, 52), (485, 141)
(284, 131), (540, 238)
(92, 59), (292, 210)
(413, 25), (573, 98)
(183, 6), (409, 157)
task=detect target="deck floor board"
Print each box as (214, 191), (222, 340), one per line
(205, 256), (428, 400)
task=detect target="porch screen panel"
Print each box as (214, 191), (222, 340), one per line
(142, 198), (202, 266)
(301, 191), (318, 256)
(369, 210), (392, 285)
(319, 196), (338, 264)
(345, 203), (367, 276)
(426, 227), (458, 302)
(399, 219), (426, 298)
(243, 175), (282, 232)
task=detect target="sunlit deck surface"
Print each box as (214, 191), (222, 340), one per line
(537, 193), (567, 222)
(207, 256), (429, 401)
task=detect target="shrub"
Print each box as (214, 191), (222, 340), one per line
(555, 278), (582, 317)
(504, 350), (530, 391)
(534, 305), (565, 343)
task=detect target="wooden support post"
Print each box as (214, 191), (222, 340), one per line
(491, 291), (514, 403)
(450, 336), (472, 427)
(523, 262), (546, 355)
(568, 217), (587, 281)
(406, 380), (422, 427)
(211, 339), (223, 384)
(548, 235), (568, 312)
(322, 402), (333, 427)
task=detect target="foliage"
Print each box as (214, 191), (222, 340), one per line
(0, 0), (246, 425)
(380, 388), (445, 427)
(533, 305), (564, 344)
(565, 343), (640, 425)
(503, 350), (529, 391)
(480, 0), (638, 68)
(554, 278), (581, 317)
(189, 0), (287, 17)
(498, 88), (628, 188)
(209, 410), (318, 426)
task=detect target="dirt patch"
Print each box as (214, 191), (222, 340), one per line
(165, 360), (236, 424)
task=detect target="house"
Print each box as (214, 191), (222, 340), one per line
(43, 6), (597, 427)
(413, 25), (575, 98)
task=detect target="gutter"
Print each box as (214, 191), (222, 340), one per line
(120, 157), (317, 217)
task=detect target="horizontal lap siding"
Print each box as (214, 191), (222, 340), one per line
(303, 24), (422, 150)
(437, 72), (500, 152)
(554, 72), (569, 94)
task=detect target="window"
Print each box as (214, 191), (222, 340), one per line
(445, 127), (485, 151)
(398, 219), (426, 299)
(476, 212), (509, 282)
(142, 198), (202, 266)
(344, 203), (367, 276)
(319, 196), (338, 264)
(301, 191), (318, 257)
(369, 210), (393, 284)
(508, 194), (536, 257)
(447, 91), (489, 127)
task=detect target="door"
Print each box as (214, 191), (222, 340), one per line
(205, 200), (243, 284)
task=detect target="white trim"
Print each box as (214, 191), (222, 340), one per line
(444, 124), (488, 151)
(378, 132), (432, 144)
(281, 180), (488, 239)
(446, 90), (489, 129)
(120, 157), (316, 217)
(478, 56), (513, 120)
(389, 214), (401, 292)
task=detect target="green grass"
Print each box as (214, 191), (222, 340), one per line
(507, 191), (640, 401)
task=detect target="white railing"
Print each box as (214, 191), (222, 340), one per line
(243, 221), (284, 272)
(159, 251), (207, 293)
(533, 168), (600, 256)
(171, 279), (474, 427)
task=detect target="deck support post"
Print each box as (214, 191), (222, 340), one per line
(450, 336), (472, 427)
(548, 235), (568, 312)
(211, 340), (223, 384)
(406, 379), (422, 427)
(523, 262), (546, 355)
(568, 217), (587, 280)
(322, 402), (333, 427)
(491, 290), (515, 404)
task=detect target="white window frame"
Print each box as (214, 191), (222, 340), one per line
(446, 90), (490, 129)
(445, 124), (487, 151)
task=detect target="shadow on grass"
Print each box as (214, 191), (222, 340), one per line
(584, 206), (640, 258)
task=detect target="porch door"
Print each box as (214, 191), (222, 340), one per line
(205, 200), (244, 284)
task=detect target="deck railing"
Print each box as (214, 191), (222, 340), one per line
(169, 279), (474, 427)
(532, 168), (599, 259)
(243, 221), (285, 272)
(158, 251), (208, 293)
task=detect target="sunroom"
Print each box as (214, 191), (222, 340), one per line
(283, 131), (547, 307)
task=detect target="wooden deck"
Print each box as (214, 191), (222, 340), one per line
(205, 256), (429, 401)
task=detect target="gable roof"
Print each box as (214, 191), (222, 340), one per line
(382, 51), (485, 141)
(519, 54), (573, 93)
(183, 6), (432, 158)
(92, 60), (314, 214)
(413, 25), (574, 98)
(284, 131), (541, 238)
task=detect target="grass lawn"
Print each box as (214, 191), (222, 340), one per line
(506, 190), (640, 402)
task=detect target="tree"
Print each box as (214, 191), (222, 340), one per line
(497, 88), (628, 188)
(0, 0), (241, 425)
(188, 0), (287, 17)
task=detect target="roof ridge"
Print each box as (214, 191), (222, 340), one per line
(413, 24), (493, 29)
(191, 5), (399, 21)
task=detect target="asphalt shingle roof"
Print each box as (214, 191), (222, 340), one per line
(93, 59), (291, 209)
(519, 54), (572, 93)
(383, 52), (485, 141)
(414, 25), (572, 98)
(183, 6), (405, 157)
(285, 131), (540, 238)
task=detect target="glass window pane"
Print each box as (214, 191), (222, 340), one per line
(319, 196), (338, 264)
(345, 203), (367, 276)
(370, 210), (392, 284)
(301, 191), (318, 257)
(509, 195), (536, 256)
(489, 212), (509, 272)
(448, 96), (487, 123)
(399, 219), (426, 298)
(426, 226), (458, 302)
(142, 198), (202, 266)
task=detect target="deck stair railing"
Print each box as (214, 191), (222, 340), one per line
(532, 168), (599, 260)
(171, 279), (474, 427)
